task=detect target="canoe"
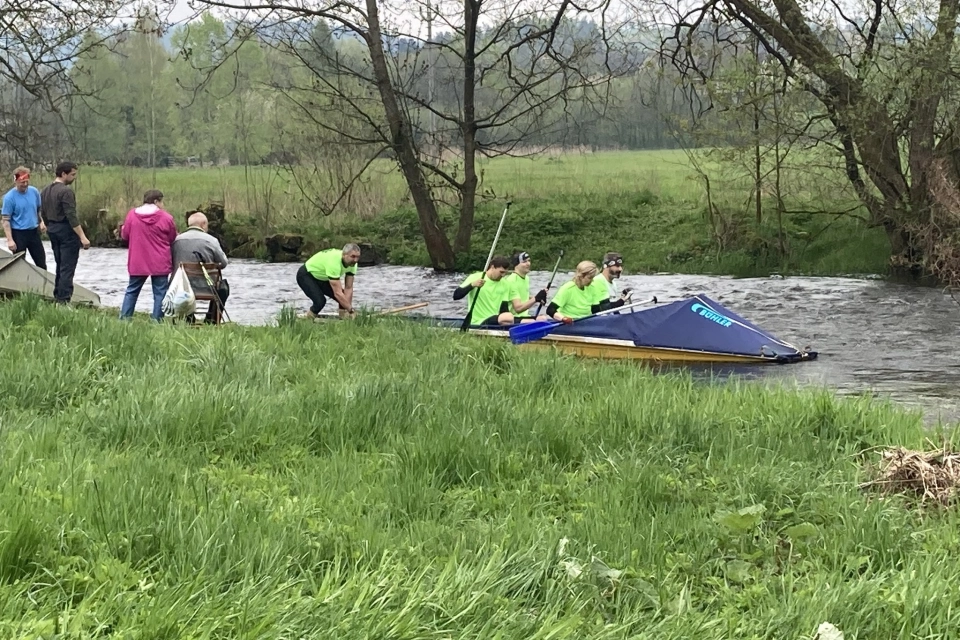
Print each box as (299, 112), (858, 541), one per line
(431, 294), (818, 365)
(0, 249), (101, 307)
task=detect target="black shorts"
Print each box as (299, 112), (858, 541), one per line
(479, 315), (524, 326)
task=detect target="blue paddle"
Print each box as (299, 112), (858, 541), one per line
(508, 296), (658, 345)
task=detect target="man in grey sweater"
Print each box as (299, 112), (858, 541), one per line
(172, 211), (229, 323)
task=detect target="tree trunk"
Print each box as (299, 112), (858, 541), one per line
(454, 0), (479, 255)
(364, 0), (456, 270)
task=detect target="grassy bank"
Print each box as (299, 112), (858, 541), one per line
(60, 149), (890, 276)
(0, 297), (956, 637)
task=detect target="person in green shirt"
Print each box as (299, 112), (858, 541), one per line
(589, 251), (633, 311)
(452, 255), (515, 326)
(504, 251), (549, 320)
(545, 260), (607, 322)
(296, 243), (361, 319)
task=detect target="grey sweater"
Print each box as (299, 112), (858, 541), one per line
(171, 227), (228, 269)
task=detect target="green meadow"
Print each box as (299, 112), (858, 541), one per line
(0, 297), (957, 638)
(60, 149), (891, 275)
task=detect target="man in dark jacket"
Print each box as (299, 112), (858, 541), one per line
(40, 161), (90, 303)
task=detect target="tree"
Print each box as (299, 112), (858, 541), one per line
(649, 0), (960, 281)
(187, 0), (632, 270)
(0, 0), (160, 161)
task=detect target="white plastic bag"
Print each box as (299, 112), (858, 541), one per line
(163, 266), (196, 318)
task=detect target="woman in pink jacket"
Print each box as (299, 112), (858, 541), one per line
(119, 189), (178, 321)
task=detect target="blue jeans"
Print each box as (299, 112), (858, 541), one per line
(119, 275), (170, 321)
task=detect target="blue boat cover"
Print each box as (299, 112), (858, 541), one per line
(545, 294), (809, 361)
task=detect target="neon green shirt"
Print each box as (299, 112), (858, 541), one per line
(551, 279), (603, 319)
(504, 272), (531, 317)
(305, 248), (358, 281)
(461, 271), (511, 322)
(589, 274), (616, 303)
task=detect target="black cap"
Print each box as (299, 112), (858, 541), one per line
(512, 251), (530, 266)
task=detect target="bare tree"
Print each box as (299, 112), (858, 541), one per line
(644, 0), (960, 281)
(186, 0), (632, 270)
(0, 0), (163, 161)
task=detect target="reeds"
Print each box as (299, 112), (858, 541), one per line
(861, 442), (960, 506)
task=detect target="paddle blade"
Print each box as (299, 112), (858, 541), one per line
(508, 320), (559, 345)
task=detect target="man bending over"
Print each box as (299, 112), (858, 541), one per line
(297, 243), (361, 319)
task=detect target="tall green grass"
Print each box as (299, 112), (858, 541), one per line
(0, 297), (949, 638)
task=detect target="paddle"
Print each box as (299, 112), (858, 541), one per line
(533, 250), (563, 318)
(508, 296), (658, 345)
(376, 301), (428, 316)
(194, 251), (231, 324)
(460, 200), (511, 331)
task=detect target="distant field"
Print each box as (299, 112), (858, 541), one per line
(57, 149), (838, 221)
(60, 150), (699, 223)
(23, 149), (891, 276)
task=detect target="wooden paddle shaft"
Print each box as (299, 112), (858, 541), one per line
(376, 302), (429, 315)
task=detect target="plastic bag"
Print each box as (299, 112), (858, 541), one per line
(162, 266), (196, 318)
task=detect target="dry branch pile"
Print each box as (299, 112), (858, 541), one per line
(861, 444), (960, 506)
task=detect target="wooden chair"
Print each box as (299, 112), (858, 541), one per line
(178, 262), (225, 325)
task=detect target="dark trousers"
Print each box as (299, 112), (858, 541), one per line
(11, 227), (46, 269)
(296, 265), (341, 314)
(47, 221), (81, 303)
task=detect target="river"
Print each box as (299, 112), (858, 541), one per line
(59, 245), (959, 424)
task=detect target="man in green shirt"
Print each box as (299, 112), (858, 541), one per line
(452, 255), (515, 326)
(589, 251), (632, 311)
(504, 251), (548, 320)
(296, 243), (361, 319)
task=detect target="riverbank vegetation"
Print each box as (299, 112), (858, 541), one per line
(68, 150), (890, 276)
(6, 0), (933, 277)
(1, 296), (957, 637)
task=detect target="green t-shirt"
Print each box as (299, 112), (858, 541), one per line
(589, 274), (616, 303)
(461, 271), (512, 322)
(305, 248), (358, 281)
(504, 272), (531, 317)
(551, 279), (603, 319)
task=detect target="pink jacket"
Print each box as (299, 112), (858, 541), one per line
(120, 204), (178, 276)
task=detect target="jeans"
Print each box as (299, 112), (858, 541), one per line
(11, 227), (46, 269)
(47, 221), (80, 303)
(119, 275), (170, 321)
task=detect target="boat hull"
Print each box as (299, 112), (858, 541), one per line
(461, 325), (816, 364)
(0, 250), (101, 307)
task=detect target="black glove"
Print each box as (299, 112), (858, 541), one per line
(534, 289), (547, 303)
(620, 287), (633, 297)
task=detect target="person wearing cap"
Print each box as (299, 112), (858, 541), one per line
(590, 251), (632, 311)
(504, 251), (549, 321)
(1, 166), (46, 268)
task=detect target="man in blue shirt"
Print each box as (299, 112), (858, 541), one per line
(1, 166), (46, 268)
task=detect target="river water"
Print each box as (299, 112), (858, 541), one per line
(56, 244), (959, 424)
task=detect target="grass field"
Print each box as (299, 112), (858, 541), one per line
(45, 149), (891, 275)
(0, 297), (957, 637)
